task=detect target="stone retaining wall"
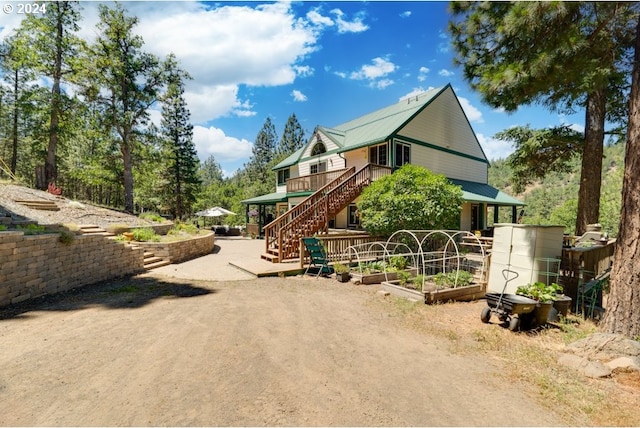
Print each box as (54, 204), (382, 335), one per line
(135, 231), (215, 264)
(0, 231), (145, 307)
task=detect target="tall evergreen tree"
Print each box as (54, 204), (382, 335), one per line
(82, 4), (165, 213)
(15, 1), (83, 189)
(199, 154), (224, 188)
(449, 1), (637, 235)
(278, 113), (305, 157)
(601, 15), (640, 338)
(248, 117), (277, 183)
(160, 54), (200, 220)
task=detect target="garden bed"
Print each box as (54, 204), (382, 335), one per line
(350, 268), (418, 285)
(381, 279), (485, 304)
(133, 231), (215, 264)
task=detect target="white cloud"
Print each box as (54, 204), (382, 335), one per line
(185, 85), (255, 124)
(399, 87), (436, 102)
(458, 97), (484, 123)
(418, 66), (430, 82)
(438, 69), (454, 77)
(400, 11), (412, 18)
(477, 133), (514, 161)
(331, 9), (369, 33)
(193, 126), (253, 163)
(291, 90), (307, 102)
(350, 57), (397, 82)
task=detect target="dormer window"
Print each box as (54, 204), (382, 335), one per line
(311, 142), (326, 156)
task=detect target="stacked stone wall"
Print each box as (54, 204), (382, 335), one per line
(0, 231), (145, 307)
(135, 231), (215, 264)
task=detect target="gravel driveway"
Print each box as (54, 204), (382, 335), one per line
(0, 271), (562, 426)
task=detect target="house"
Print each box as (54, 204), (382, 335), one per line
(242, 84), (523, 262)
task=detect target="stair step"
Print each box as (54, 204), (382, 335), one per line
(15, 200), (60, 211)
(144, 256), (164, 264)
(144, 260), (171, 270)
(261, 253), (279, 263)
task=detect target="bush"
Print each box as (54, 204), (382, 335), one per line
(132, 227), (160, 242)
(357, 164), (463, 237)
(58, 230), (76, 245)
(139, 212), (165, 223)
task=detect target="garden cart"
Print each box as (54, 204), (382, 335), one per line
(480, 269), (538, 331)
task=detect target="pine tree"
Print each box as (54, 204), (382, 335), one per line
(278, 113), (305, 157)
(160, 54), (200, 220)
(247, 117), (277, 183)
(15, 1), (83, 188)
(449, 1), (637, 235)
(82, 4), (165, 213)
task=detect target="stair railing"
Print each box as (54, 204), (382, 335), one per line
(277, 163), (391, 261)
(264, 167), (355, 257)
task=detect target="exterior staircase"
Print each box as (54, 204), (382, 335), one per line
(77, 224), (115, 236)
(261, 163), (391, 263)
(77, 224), (169, 270)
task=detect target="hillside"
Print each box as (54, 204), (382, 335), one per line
(0, 183), (159, 229)
(488, 142), (625, 236)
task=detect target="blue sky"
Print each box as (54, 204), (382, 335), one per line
(1, 1), (585, 176)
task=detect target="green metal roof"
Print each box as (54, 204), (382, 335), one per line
(241, 192), (288, 205)
(272, 146), (306, 170)
(449, 178), (524, 206)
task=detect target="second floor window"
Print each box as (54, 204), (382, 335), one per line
(369, 144), (388, 166)
(277, 169), (290, 185)
(310, 162), (327, 175)
(311, 142), (326, 156)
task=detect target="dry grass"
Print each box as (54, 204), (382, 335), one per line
(373, 295), (640, 426)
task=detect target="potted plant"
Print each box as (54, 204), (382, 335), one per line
(515, 282), (563, 328)
(333, 262), (351, 283)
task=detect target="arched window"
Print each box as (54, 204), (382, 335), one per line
(311, 142), (326, 156)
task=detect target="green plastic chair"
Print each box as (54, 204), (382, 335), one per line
(302, 237), (334, 277)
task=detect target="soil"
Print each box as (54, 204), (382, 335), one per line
(0, 274), (562, 427)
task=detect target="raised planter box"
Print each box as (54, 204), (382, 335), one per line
(351, 268), (419, 285)
(134, 231), (215, 264)
(381, 280), (486, 304)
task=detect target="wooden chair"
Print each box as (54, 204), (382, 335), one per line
(302, 237), (334, 277)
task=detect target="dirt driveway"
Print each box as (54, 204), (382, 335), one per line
(0, 271), (562, 427)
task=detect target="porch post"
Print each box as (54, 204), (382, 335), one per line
(494, 205), (499, 224)
(512, 206), (517, 223)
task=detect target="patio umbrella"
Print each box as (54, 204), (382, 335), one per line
(195, 206), (236, 226)
(195, 206), (236, 217)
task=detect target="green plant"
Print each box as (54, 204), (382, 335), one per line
(131, 227), (160, 242)
(17, 224), (46, 235)
(139, 212), (165, 223)
(58, 230), (76, 245)
(0, 225), (6, 231)
(433, 270), (474, 288)
(397, 270), (412, 286)
(389, 255), (408, 271)
(333, 262), (350, 274)
(516, 282), (563, 303)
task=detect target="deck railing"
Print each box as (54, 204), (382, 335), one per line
(286, 169), (350, 193)
(299, 234), (381, 267)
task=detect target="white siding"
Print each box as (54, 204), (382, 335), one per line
(398, 87), (486, 159)
(409, 142), (488, 182)
(344, 147), (369, 171)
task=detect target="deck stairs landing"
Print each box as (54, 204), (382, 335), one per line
(261, 163), (390, 263)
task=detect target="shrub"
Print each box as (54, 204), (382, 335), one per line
(139, 212), (165, 223)
(0, 225), (6, 231)
(131, 227), (160, 242)
(17, 224), (46, 235)
(357, 164), (463, 237)
(58, 230), (76, 245)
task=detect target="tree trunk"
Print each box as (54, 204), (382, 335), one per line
(11, 69), (19, 176)
(121, 138), (135, 214)
(575, 88), (606, 236)
(45, 10), (64, 187)
(600, 17), (640, 338)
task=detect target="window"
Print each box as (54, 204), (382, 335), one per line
(369, 144), (388, 166)
(348, 204), (360, 227)
(310, 162), (327, 175)
(277, 169), (290, 185)
(395, 142), (411, 167)
(311, 142), (326, 156)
